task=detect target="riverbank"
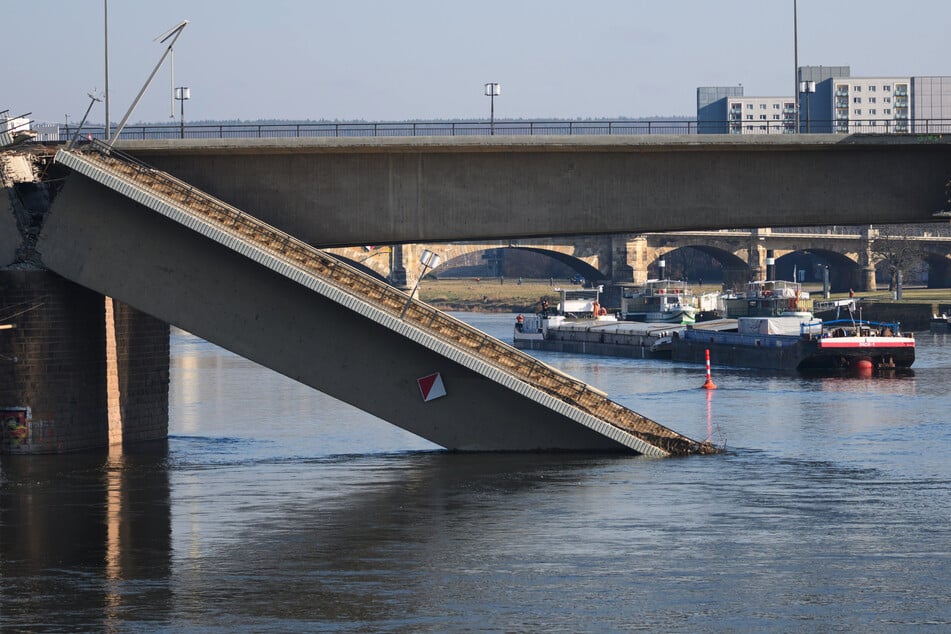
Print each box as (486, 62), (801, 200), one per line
(418, 278), (560, 313)
(418, 278), (951, 329)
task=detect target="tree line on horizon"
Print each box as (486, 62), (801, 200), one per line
(118, 115), (696, 127)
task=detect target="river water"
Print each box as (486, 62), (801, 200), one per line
(2, 313), (949, 632)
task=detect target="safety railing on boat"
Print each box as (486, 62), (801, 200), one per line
(67, 140), (714, 455)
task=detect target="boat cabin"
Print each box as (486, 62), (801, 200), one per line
(724, 280), (811, 318)
(619, 279), (697, 324)
(556, 286), (606, 318)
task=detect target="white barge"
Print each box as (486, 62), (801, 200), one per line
(514, 313), (682, 359)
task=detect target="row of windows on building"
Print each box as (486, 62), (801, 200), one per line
(696, 68), (942, 135)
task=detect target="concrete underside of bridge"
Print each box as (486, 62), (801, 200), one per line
(32, 175), (633, 452)
(120, 135), (951, 248)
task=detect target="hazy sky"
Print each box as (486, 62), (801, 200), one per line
(7, 1), (951, 125)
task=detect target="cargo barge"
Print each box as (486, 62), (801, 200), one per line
(671, 316), (915, 371)
(513, 313), (680, 359)
(514, 280), (915, 372)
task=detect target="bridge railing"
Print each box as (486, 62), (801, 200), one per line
(70, 140), (713, 455)
(52, 118), (951, 141)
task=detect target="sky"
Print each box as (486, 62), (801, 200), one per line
(6, 0), (951, 125)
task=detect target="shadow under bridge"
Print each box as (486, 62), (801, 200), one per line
(42, 142), (715, 456)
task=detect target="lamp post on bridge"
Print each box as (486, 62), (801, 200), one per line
(799, 80), (815, 133)
(401, 249), (441, 319)
(175, 86), (190, 139)
(484, 82), (500, 135)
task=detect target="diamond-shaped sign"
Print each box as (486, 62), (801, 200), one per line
(417, 372), (447, 402)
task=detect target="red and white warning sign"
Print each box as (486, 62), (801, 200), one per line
(417, 372), (447, 402)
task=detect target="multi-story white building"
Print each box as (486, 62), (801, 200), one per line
(831, 76), (911, 133)
(726, 96), (796, 135)
(699, 67), (951, 135)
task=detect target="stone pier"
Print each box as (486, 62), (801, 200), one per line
(2, 149), (170, 454)
(0, 270), (169, 453)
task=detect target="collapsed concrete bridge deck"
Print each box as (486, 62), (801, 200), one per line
(36, 142), (715, 456)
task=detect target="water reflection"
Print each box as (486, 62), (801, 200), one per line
(2, 448), (623, 630)
(2, 316), (949, 630)
(0, 443), (172, 631)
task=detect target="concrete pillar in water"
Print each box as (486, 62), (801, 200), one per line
(0, 270), (169, 454)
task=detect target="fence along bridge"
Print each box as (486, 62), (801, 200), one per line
(48, 142), (714, 456)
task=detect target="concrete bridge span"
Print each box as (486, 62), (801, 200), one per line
(117, 135), (951, 249)
(12, 144), (713, 456)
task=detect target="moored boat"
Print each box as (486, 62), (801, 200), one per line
(513, 286), (681, 358)
(930, 313), (950, 333)
(514, 313), (682, 359)
(619, 279), (697, 324)
(671, 280), (915, 371)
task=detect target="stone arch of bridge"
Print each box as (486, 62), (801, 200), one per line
(326, 246), (394, 282)
(645, 243), (750, 288)
(774, 248), (863, 292)
(430, 243), (605, 278)
(328, 243), (609, 288)
(874, 246), (951, 289)
(922, 249), (951, 288)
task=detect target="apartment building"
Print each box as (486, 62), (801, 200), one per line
(698, 66), (951, 134)
(831, 76), (911, 133)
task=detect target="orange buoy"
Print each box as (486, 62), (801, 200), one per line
(702, 348), (717, 390)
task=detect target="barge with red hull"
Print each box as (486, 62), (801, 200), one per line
(671, 280), (915, 372)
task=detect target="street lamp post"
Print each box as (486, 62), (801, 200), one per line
(799, 80), (815, 133)
(401, 249), (441, 319)
(484, 82), (500, 135)
(175, 86), (190, 139)
(109, 19), (188, 148)
(68, 92), (103, 149)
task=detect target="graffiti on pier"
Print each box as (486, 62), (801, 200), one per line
(1, 407), (30, 450)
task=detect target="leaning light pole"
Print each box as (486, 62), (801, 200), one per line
(108, 19), (188, 148)
(67, 93), (102, 149)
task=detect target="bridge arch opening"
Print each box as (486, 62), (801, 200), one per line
(777, 249), (861, 293)
(432, 246), (604, 286)
(922, 251), (951, 289)
(648, 246), (748, 289)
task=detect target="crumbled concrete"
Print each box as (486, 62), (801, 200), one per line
(2, 151), (52, 269)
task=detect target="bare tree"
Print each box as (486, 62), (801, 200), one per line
(869, 224), (927, 298)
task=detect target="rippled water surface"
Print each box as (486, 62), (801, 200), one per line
(2, 314), (949, 632)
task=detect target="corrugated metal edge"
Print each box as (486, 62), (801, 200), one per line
(0, 131), (14, 148)
(54, 149), (668, 456)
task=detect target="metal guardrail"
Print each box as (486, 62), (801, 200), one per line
(50, 118), (951, 141)
(71, 140), (715, 455)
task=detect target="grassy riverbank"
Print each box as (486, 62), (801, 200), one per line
(418, 278), (951, 314)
